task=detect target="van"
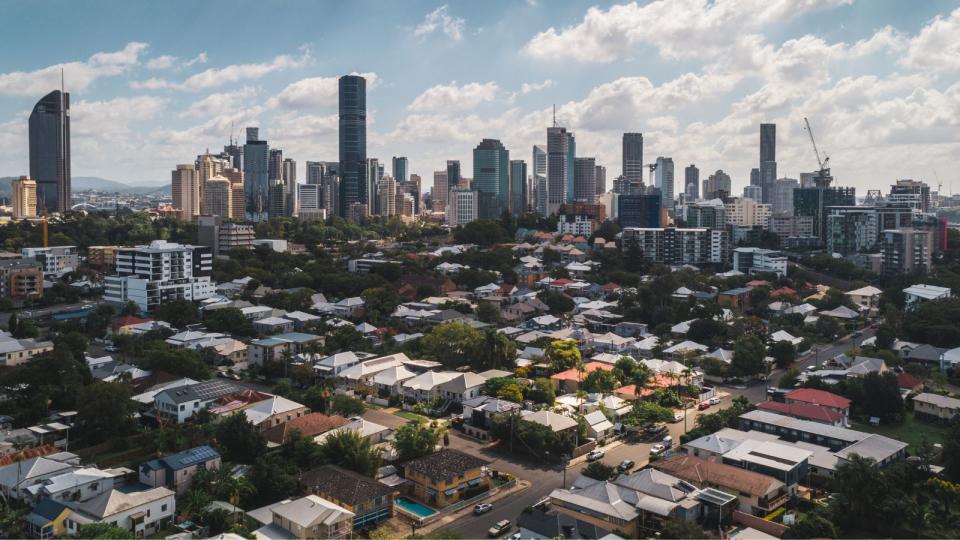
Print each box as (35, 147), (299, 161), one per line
(662, 435), (673, 449)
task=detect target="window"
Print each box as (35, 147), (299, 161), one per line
(161, 504), (168, 512)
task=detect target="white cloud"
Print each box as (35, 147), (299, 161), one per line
(130, 49), (310, 91)
(408, 81), (499, 113)
(520, 80), (554, 94)
(523, 0), (852, 62)
(180, 87), (258, 118)
(0, 42), (148, 96)
(266, 72), (379, 110)
(901, 8), (960, 73)
(71, 96), (168, 137)
(146, 52), (208, 70)
(414, 5), (465, 41)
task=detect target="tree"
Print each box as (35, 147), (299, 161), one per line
(581, 369), (617, 393)
(11, 318), (38, 338)
(76, 381), (136, 445)
(856, 372), (904, 422)
(141, 346), (211, 380)
(624, 401), (674, 426)
(875, 323), (896, 350)
(497, 383), (524, 403)
(361, 287), (401, 322)
(525, 377), (555, 405)
(318, 429), (383, 476)
(246, 454), (300, 507)
(783, 513), (839, 539)
(53, 331), (89, 365)
(452, 219), (508, 246)
(420, 321), (482, 368)
(687, 319), (727, 347)
(153, 299), (200, 327)
(329, 394), (366, 417)
(323, 326), (369, 355)
(214, 414), (267, 464)
(815, 316), (840, 339)
(475, 302), (501, 324)
(832, 454), (887, 533)
(662, 519), (712, 539)
(471, 328), (516, 371)
(393, 422), (440, 462)
(77, 523), (135, 539)
(902, 297), (960, 347)
(769, 341), (797, 369)
(778, 367), (801, 389)
(545, 339), (581, 372)
(582, 461), (615, 480)
(204, 307), (256, 337)
(731, 334), (766, 377)
(945, 419), (960, 482)
(537, 290), (575, 315)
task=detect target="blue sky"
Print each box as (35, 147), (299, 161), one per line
(1, 0), (959, 196)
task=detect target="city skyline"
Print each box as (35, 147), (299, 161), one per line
(0, 1), (959, 196)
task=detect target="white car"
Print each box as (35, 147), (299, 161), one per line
(586, 450), (605, 462)
(709, 397), (721, 405)
(650, 444), (666, 455)
(673, 412), (684, 423)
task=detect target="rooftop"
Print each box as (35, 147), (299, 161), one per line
(403, 449), (489, 481)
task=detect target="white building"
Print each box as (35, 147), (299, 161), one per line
(64, 487), (176, 538)
(447, 189), (478, 226)
(621, 227), (728, 265)
(904, 284), (951, 310)
(103, 241), (214, 313)
(732, 247), (788, 276)
(21, 246), (79, 277)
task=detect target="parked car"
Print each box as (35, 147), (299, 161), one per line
(488, 519), (512, 537)
(650, 444), (666, 455)
(709, 397), (721, 405)
(618, 459), (635, 471)
(673, 412), (684, 423)
(586, 450), (605, 462)
(474, 503), (494, 515)
(698, 402), (710, 411)
(509, 534), (522, 540)
(663, 435), (673, 448)
(646, 423), (668, 437)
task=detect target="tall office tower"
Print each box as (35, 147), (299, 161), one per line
(684, 165), (699, 199)
(432, 171), (449, 211)
(322, 170), (340, 217)
(595, 165), (607, 195)
(203, 176), (232, 218)
(472, 139), (510, 218)
(532, 145), (547, 214)
(243, 127), (269, 220)
(750, 168), (760, 187)
(800, 172), (817, 188)
(703, 169), (732, 199)
(392, 157), (408, 183)
(654, 157), (675, 209)
(195, 152), (227, 209)
(338, 75), (367, 217)
(759, 123), (777, 204)
(297, 184), (324, 220)
(771, 178), (798, 214)
(565, 132), (576, 203)
(743, 185), (762, 201)
(268, 149), (284, 182)
(612, 175), (629, 194)
(616, 192), (662, 228)
(509, 160), (527, 215)
(622, 133), (643, 186)
(365, 158), (379, 214)
(573, 157), (597, 203)
(171, 164), (199, 221)
(279, 158), (296, 215)
(534, 175), (548, 216)
(223, 168), (246, 221)
(546, 127), (570, 215)
(11, 176), (37, 219)
(306, 161), (324, 185)
(378, 175), (396, 217)
(408, 173), (422, 213)
(29, 90), (71, 213)
(446, 189), (479, 226)
(268, 181), (287, 219)
(889, 179), (931, 212)
(446, 160), (462, 190)
(224, 138), (243, 169)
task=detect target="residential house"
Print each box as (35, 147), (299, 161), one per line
(249, 495), (354, 540)
(904, 284), (951, 310)
(845, 286), (882, 312)
(460, 396), (522, 441)
(248, 333), (323, 367)
(516, 508), (612, 540)
(314, 351), (377, 378)
(139, 446), (221, 495)
(333, 297), (366, 319)
(371, 365), (417, 396)
(756, 401), (845, 427)
(551, 362), (614, 393)
(652, 455), (789, 516)
(0, 453), (79, 502)
(63, 487), (175, 539)
(284, 310), (322, 330)
(302, 465), (398, 529)
(520, 410), (579, 435)
(436, 372), (486, 403)
(402, 371), (459, 402)
(0, 332), (54, 367)
(583, 411), (614, 439)
(26, 499), (73, 539)
(25, 467), (130, 505)
(262, 414), (350, 446)
(784, 389), (851, 422)
(243, 395), (310, 431)
(402, 449), (489, 508)
(152, 380), (241, 423)
(254, 317), (296, 335)
(913, 392), (960, 423)
(718, 287), (752, 311)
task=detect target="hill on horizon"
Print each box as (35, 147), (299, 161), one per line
(0, 176), (168, 197)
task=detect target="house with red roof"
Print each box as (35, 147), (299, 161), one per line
(550, 361), (613, 393)
(784, 388), (851, 422)
(770, 287), (797, 298)
(896, 372), (923, 394)
(757, 400), (845, 426)
(746, 280), (770, 288)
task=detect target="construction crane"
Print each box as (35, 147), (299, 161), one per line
(803, 117), (831, 186)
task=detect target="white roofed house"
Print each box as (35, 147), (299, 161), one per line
(371, 365), (417, 396)
(338, 353), (410, 388)
(313, 351), (376, 378)
(845, 285), (882, 312)
(24, 466), (130, 504)
(333, 297), (366, 319)
(243, 395), (310, 431)
(63, 487), (176, 539)
(249, 494), (354, 540)
(592, 332), (636, 354)
(904, 284), (951, 310)
(254, 316), (295, 335)
(437, 372), (487, 404)
(0, 453), (79, 502)
(583, 410), (615, 439)
(402, 371), (458, 403)
(0, 332), (54, 367)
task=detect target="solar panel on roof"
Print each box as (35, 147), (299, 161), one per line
(181, 446), (218, 465)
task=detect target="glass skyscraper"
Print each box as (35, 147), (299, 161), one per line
(29, 90), (71, 213)
(243, 127), (269, 220)
(392, 156), (408, 183)
(622, 133), (643, 186)
(339, 75), (367, 217)
(760, 123), (777, 204)
(473, 139), (510, 218)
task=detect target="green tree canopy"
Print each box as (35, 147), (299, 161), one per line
(318, 429), (383, 477)
(393, 422), (440, 462)
(731, 334), (766, 377)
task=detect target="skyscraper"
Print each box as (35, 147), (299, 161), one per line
(759, 123), (777, 204)
(367, 158), (381, 214)
(11, 176), (37, 219)
(574, 157), (596, 203)
(654, 157), (675, 209)
(378, 175), (396, 217)
(223, 167), (246, 221)
(532, 145), (547, 215)
(446, 160), (462, 189)
(29, 90), (71, 213)
(685, 164), (699, 199)
(338, 75), (367, 217)
(547, 127), (569, 215)
(509, 160), (527, 215)
(771, 178), (798, 214)
(622, 133), (643, 187)
(282, 158), (297, 216)
(473, 138), (510, 217)
(566, 132), (576, 203)
(595, 165), (606, 195)
(243, 127), (269, 220)
(392, 157), (408, 183)
(172, 164), (198, 221)
(432, 170), (449, 211)
(203, 176), (232, 218)
(750, 168), (760, 187)
(268, 149), (284, 181)
(703, 169), (732, 200)
(306, 161), (324, 185)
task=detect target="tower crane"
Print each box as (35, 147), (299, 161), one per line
(803, 117), (831, 186)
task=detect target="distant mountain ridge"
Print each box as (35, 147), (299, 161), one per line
(0, 176), (168, 196)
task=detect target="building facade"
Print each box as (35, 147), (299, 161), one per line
(473, 139), (510, 217)
(11, 176), (37, 219)
(103, 241), (213, 312)
(29, 90), (71, 213)
(338, 75), (367, 217)
(573, 157), (596, 203)
(621, 227), (728, 265)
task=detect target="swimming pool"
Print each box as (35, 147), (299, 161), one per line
(395, 497), (437, 518)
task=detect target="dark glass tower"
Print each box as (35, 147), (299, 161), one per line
(339, 75), (367, 217)
(243, 127), (269, 220)
(29, 90), (71, 213)
(622, 133), (643, 186)
(760, 123), (777, 204)
(473, 139), (510, 216)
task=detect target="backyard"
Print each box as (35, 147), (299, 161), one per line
(851, 414), (949, 451)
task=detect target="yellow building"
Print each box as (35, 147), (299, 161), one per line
(26, 499), (73, 538)
(402, 449), (489, 508)
(11, 176), (37, 219)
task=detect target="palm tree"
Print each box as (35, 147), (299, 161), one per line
(631, 364), (650, 399)
(182, 489), (213, 520)
(217, 474), (255, 520)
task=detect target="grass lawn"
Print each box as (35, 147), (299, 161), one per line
(394, 410), (430, 423)
(850, 414), (949, 451)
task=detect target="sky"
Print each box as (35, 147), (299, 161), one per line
(1, 0), (959, 196)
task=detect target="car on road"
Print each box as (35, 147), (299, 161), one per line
(646, 423), (668, 437)
(662, 435), (673, 448)
(698, 401), (710, 411)
(488, 519), (512, 537)
(508, 534), (521, 540)
(618, 459), (635, 471)
(709, 397), (721, 405)
(474, 503), (494, 515)
(586, 450), (605, 462)
(650, 444), (666, 455)
(673, 412), (684, 423)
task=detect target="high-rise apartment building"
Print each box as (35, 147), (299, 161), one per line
(793, 185), (856, 242)
(11, 176), (37, 219)
(621, 227), (728, 265)
(595, 165), (607, 195)
(446, 189), (478, 226)
(685, 199), (726, 229)
(195, 152), (227, 206)
(703, 170), (732, 200)
(378, 175), (397, 217)
(366, 158), (381, 214)
(197, 216), (254, 257)
(800, 172), (817, 189)
(338, 75), (367, 217)
(104, 241), (213, 312)
(509, 160), (527, 215)
(725, 197), (771, 228)
(759, 123), (777, 204)
(654, 157), (675, 210)
(22, 246), (78, 278)
(573, 157), (596, 203)
(826, 206), (878, 255)
(882, 229), (932, 275)
(171, 164), (199, 221)
(532, 145), (547, 215)
(392, 157), (408, 183)
(566, 132), (576, 204)
(222, 167), (245, 221)
(888, 179), (931, 213)
(771, 178), (798, 214)
(547, 127), (570, 215)
(29, 90), (71, 213)
(0, 258), (43, 300)
(616, 192), (661, 228)
(473, 139), (510, 217)
(622, 133), (644, 186)
(684, 165), (699, 200)
(202, 176), (232, 218)
(432, 170), (449, 211)
(297, 184), (325, 221)
(243, 127), (269, 220)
